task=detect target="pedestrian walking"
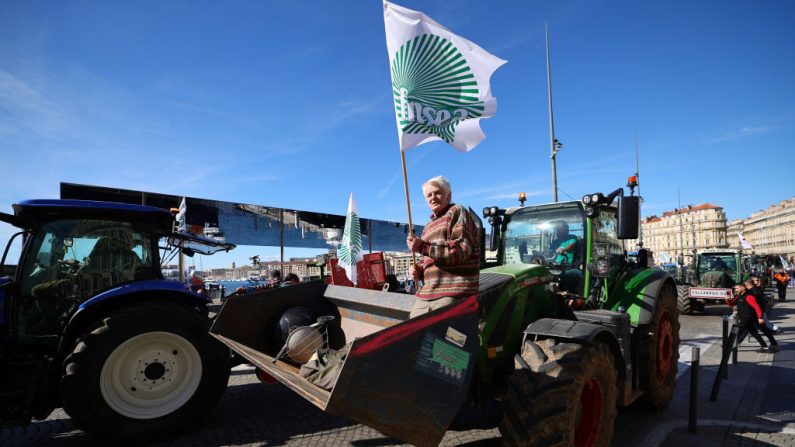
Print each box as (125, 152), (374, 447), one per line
(733, 282), (779, 353)
(773, 269), (790, 302)
(750, 276), (781, 333)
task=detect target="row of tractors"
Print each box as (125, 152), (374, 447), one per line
(1, 177), (680, 447)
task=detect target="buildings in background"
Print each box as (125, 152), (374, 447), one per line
(639, 203), (728, 264)
(637, 196), (795, 265)
(727, 196), (795, 260)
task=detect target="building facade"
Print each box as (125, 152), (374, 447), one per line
(726, 196), (795, 259)
(383, 251), (414, 279)
(640, 203), (728, 264)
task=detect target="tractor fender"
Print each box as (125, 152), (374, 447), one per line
(606, 268), (676, 326)
(57, 280), (210, 361)
(522, 318), (627, 380)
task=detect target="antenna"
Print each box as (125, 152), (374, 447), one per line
(678, 186), (684, 264)
(635, 133), (642, 247)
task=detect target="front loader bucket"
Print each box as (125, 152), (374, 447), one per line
(211, 281), (479, 447)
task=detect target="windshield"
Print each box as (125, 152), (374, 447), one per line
(17, 219), (156, 338)
(503, 206), (584, 266)
(698, 254), (736, 273)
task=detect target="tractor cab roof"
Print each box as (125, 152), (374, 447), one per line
(1, 199), (175, 232)
(505, 200), (585, 216)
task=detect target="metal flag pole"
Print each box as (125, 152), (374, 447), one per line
(546, 23), (559, 203)
(400, 150), (417, 265)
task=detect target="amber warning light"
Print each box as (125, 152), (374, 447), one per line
(627, 175), (638, 188)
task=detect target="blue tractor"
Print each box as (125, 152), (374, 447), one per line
(0, 200), (234, 443)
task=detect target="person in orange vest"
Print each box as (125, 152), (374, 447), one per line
(773, 269), (790, 302)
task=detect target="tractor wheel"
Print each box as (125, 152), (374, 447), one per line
(677, 285), (693, 314)
(61, 301), (230, 443)
(499, 339), (617, 447)
(637, 284), (680, 410)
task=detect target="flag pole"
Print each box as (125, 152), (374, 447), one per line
(400, 150), (417, 265)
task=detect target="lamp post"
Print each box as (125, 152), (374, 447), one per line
(546, 24), (561, 203)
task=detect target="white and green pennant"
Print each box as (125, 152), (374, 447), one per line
(338, 193), (364, 285)
(383, 1), (506, 152)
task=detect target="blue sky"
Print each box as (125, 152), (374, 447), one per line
(1, 0), (793, 269)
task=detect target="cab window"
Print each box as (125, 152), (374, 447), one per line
(18, 219), (153, 339)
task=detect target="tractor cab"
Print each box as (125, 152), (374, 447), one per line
(0, 200), (175, 346)
(1, 200), (237, 345)
(495, 202), (587, 293)
(694, 250), (741, 288)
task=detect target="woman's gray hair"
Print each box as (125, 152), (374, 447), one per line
(422, 175), (451, 197)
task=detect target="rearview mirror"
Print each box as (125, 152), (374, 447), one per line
(617, 196), (639, 239)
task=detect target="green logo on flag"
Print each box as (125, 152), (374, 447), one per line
(338, 210), (362, 266)
(391, 34), (484, 144)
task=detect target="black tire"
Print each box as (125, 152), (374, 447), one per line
(62, 301), (230, 443)
(637, 284), (680, 410)
(499, 339), (617, 447)
(677, 285), (693, 315)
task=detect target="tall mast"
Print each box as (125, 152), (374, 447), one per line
(546, 23), (559, 203)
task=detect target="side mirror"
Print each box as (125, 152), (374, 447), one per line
(617, 195), (639, 239)
(490, 225), (500, 254)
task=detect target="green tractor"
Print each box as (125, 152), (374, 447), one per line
(211, 178), (680, 447)
(677, 249), (742, 314)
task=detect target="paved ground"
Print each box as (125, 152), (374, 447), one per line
(2, 288), (794, 446)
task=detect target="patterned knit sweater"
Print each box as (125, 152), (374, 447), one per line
(415, 203), (480, 301)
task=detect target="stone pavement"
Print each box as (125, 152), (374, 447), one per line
(636, 287), (795, 447)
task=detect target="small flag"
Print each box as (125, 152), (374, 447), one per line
(383, 1), (506, 152)
(780, 256), (791, 270)
(338, 193), (364, 285)
(176, 197), (187, 232)
(737, 232), (753, 250)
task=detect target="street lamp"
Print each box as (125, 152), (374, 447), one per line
(551, 138), (563, 202)
(546, 24), (561, 203)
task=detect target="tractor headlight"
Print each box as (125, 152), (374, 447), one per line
(585, 206), (600, 218)
(591, 193), (604, 204)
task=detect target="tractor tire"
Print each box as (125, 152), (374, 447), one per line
(61, 301), (230, 443)
(499, 339), (617, 447)
(637, 284), (680, 410)
(677, 285), (693, 315)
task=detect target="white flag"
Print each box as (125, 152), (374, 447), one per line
(383, 1), (506, 152)
(338, 193), (364, 285)
(176, 197), (187, 232)
(737, 232), (753, 250)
